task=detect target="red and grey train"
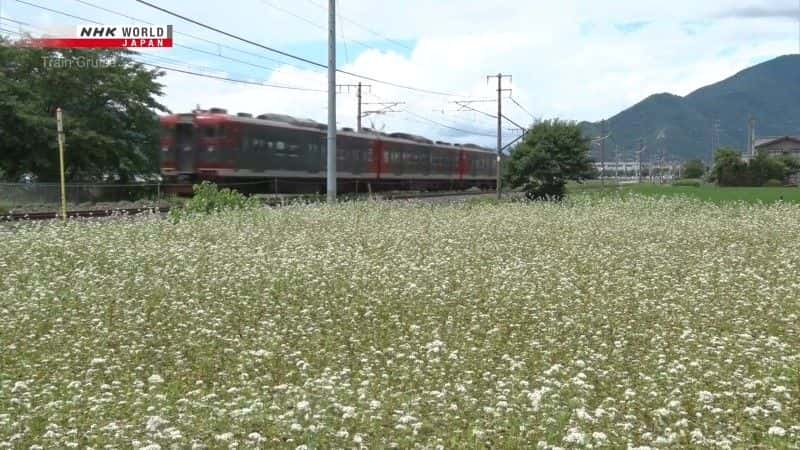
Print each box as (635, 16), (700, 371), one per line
(159, 108), (498, 193)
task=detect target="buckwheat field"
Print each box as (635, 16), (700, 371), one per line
(1, 197), (799, 449)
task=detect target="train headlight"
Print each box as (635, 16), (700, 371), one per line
(161, 146), (168, 152)
(207, 146), (215, 152)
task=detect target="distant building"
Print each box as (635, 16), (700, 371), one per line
(754, 136), (800, 157)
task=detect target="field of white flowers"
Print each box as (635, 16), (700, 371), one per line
(1, 197), (799, 449)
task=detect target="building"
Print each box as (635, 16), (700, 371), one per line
(754, 136), (800, 157)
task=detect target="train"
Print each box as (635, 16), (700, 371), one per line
(159, 108), (498, 194)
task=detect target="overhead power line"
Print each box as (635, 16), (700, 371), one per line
(20, 0), (328, 77)
(257, 0), (373, 54)
(303, 0), (415, 53)
(68, 0), (316, 71)
(2, 18), (326, 93)
(134, 0), (460, 97)
(139, 62), (326, 92)
(0, 15), (31, 26)
(509, 96), (536, 122)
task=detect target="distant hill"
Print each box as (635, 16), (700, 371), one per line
(581, 54), (800, 162)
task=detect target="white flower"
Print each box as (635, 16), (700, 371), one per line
(297, 400), (310, 412)
(248, 432), (264, 442)
(214, 432), (234, 442)
(592, 431), (607, 442)
(563, 427), (585, 444)
(145, 416), (167, 432)
(697, 391), (714, 404)
(147, 374), (164, 385)
(767, 426), (786, 437)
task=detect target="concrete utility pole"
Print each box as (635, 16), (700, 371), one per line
(636, 139), (645, 183)
(487, 73), (512, 199)
(600, 119), (606, 186)
(357, 82), (362, 132)
(326, 0), (336, 203)
(747, 116), (756, 158)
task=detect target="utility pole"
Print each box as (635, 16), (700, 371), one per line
(487, 73), (512, 199)
(56, 108), (67, 221)
(600, 119), (606, 186)
(747, 116), (756, 158)
(337, 82), (372, 132)
(636, 139), (645, 183)
(326, 0), (336, 203)
(357, 82), (362, 133)
(710, 119), (720, 166)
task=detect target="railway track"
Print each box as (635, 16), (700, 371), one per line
(1, 190), (494, 222)
(1, 206), (171, 222)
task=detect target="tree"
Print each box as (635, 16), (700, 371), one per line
(0, 36), (168, 181)
(712, 148), (749, 186)
(682, 159), (705, 179)
(748, 152), (786, 186)
(506, 119), (593, 200)
(776, 154), (800, 178)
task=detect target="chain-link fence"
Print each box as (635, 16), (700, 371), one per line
(0, 182), (165, 209)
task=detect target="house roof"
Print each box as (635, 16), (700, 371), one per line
(755, 136), (800, 148)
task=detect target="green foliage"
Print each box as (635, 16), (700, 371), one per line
(748, 152), (787, 186)
(672, 178), (702, 187)
(712, 149), (789, 187)
(763, 179), (784, 187)
(170, 182), (259, 220)
(0, 201), (10, 215)
(506, 119), (593, 200)
(775, 154), (800, 176)
(682, 159), (705, 179)
(0, 36), (168, 181)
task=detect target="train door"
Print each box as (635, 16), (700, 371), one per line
(371, 140), (385, 179)
(457, 150), (469, 181)
(176, 122), (196, 173)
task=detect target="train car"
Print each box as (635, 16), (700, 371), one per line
(159, 108), (497, 193)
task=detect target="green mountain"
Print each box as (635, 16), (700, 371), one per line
(581, 54), (800, 162)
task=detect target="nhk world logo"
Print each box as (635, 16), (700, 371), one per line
(28, 25), (173, 49)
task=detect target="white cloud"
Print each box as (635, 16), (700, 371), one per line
(8, 0), (800, 145)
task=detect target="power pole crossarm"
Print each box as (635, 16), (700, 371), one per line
(336, 83), (371, 132)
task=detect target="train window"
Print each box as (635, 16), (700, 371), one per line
(160, 124), (174, 138)
(276, 141), (286, 151)
(268, 141), (275, 150)
(203, 125), (225, 138)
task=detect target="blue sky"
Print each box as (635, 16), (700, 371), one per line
(2, 0), (798, 146)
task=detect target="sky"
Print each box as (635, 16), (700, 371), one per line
(2, 0), (799, 147)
